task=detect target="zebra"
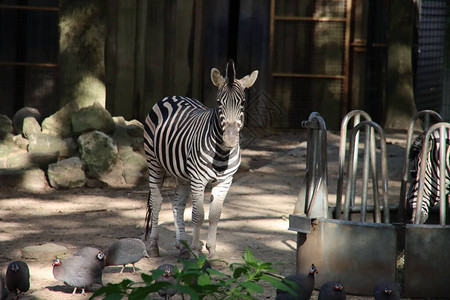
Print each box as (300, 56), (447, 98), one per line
(143, 59), (258, 258)
(406, 127), (450, 224)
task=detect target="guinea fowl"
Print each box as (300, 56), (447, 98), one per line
(52, 256), (103, 295)
(74, 246), (106, 270)
(318, 281), (346, 300)
(275, 264), (318, 300)
(5, 261), (30, 296)
(155, 264), (177, 299)
(105, 238), (149, 273)
(374, 281), (400, 300)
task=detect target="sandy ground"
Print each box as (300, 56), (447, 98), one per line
(0, 130), (409, 299)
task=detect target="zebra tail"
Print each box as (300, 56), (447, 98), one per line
(144, 192), (152, 241)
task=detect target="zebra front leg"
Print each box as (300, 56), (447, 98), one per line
(173, 180), (191, 258)
(190, 182), (206, 256)
(206, 179), (231, 259)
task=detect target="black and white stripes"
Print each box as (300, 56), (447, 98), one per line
(144, 60), (258, 258)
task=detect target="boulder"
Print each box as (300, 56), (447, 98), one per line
(27, 133), (75, 158)
(71, 102), (115, 134)
(13, 107), (41, 134)
(48, 157), (86, 189)
(13, 134), (29, 150)
(22, 243), (67, 260)
(78, 130), (118, 178)
(120, 147), (147, 185)
(41, 101), (79, 137)
(0, 137), (19, 158)
(0, 114), (13, 139)
(22, 117), (42, 138)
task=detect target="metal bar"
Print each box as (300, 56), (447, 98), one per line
(272, 72), (345, 80)
(274, 16), (346, 22)
(370, 126), (381, 223)
(0, 4), (59, 11)
(439, 126), (446, 225)
(399, 110), (442, 223)
(361, 125), (371, 222)
(344, 121), (389, 223)
(342, 0), (352, 121)
(336, 110), (372, 219)
(0, 61), (58, 68)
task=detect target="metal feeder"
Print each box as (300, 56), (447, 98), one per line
(289, 110), (450, 297)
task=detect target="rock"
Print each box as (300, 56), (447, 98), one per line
(13, 107), (41, 134)
(48, 157), (86, 189)
(12, 134), (29, 150)
(0, 115), (13, 140)
(41, 101), (80, 137)
(78, 130), (118, 178)
(0, 138), (20, 158)
(22, 243), (67, 261)
(27, 133), (75, 158)
(22, 117), (42, 139)
(120, 147), (147, 185)
(5, 152), (35, 169)
(0, 168), (50, 192)
(20, 169), (49, 192)
(125, 119), (144, 138)
(28, 151), (60, 169)
(71, 102), (115, 134)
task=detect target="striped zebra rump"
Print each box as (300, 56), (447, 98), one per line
(407, 129), (450, 223)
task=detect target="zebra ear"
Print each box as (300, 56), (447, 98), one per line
(211, 68), (226, 87)
(239, 70), (258, 88)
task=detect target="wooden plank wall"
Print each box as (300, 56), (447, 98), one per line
(105, 0), (270, 123)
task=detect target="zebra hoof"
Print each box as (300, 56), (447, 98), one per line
(148, 246), (160, 257)
(178, 244), (191, 259)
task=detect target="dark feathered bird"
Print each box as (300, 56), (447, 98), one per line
(52, 256), (103, 295)
(5, 261), (30, 296)
(374, 281), (400, 300)
(105, 238), (149, 273)
(318, 281), (346, 300)
(73, 246), (106, 270)
(276, 264), (318, 300)
(155, 264), (177, 299)
(0, 273), (9, 300)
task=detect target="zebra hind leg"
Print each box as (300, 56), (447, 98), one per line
(145, 172), (165, 257)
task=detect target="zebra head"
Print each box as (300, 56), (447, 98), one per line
(211, 59), (258, 148)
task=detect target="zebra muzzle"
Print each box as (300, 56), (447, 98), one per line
(223, 122), (240, 148)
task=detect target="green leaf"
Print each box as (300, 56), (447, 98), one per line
(239, 281), (264, 293)
(243, 247), (258, 265)
(197, 273), (212, 286)
(232, 266), (248, 279)
(206, 268), (229, 277)
(260, 275), (298, 297)
(141, 272), (154, 284)
(103, 294), (124, 300)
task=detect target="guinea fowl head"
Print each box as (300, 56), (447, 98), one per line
(52, 259), (61, 266)
(96, 252), (105, 261)
(10, 263), (20, 272)
(333, 283), (344, 291)
(309, 264), (318, 275)
(384, 287), (392, 295)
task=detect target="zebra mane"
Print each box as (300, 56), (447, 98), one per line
(226, 59), (235, 87)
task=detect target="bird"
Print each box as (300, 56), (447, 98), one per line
(0, 273), (9, 300)
(73, 246), (106, 270)
(5, 261), (30, 296)
(275, 264), (318, 300)
(155, 264), (178, 299)
(374, 281), (400, 300)
(105, 238), (149, 273)
(318, 281), (346, 300)
(52, 256), (103, 295)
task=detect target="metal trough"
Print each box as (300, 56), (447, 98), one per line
(289, 111), (450, 297)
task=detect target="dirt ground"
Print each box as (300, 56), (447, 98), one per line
(0, 129), (409, 299)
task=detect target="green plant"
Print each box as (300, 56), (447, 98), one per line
(90, 245), (297, 300)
